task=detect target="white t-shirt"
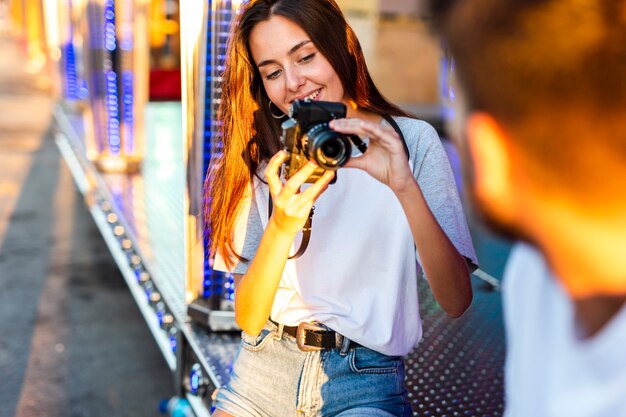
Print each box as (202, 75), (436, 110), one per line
(503, 244), (626, 417)
(214, 117), (477, 356)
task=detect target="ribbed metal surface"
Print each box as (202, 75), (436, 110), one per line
(190, 324), (240, 387)
(134, 102), (186, 319)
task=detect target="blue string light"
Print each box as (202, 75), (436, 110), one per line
(63, 43), (79, 99)
(102, 0), (121, 155)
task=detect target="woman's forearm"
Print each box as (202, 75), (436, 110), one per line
(395, 179), (472, 317)
(234, 218), (297, 336)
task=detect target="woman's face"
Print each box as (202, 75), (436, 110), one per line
(248, 15), (346, 115)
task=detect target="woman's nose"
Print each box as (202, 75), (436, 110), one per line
(285, 68), (305, 92)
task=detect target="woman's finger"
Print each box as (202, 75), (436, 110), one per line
(343, 154), (366, 170)
(299, 169), (335, 202)
(282, 161), (320, 194)
(359, 122), (400, 146)
(266, 151), (288, 198)
(329, 118), (368, 137)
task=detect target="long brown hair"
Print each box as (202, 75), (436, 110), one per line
(206, 0), (412, 268)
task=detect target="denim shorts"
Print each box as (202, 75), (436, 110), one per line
(213, 321), (412, 417)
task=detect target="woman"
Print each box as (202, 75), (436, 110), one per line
(206, 0), (478, 415)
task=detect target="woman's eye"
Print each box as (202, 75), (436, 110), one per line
(266, 69), (281, 80)
(300, 53), (315, 63)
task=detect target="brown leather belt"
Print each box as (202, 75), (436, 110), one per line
(270, 320), (360, 352)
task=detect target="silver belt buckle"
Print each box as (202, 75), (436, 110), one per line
(296, 322), (325, 352)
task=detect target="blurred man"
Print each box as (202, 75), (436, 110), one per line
(428, 0), (626, 415)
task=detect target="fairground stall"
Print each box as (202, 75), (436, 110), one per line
(16, 0), (510, 415)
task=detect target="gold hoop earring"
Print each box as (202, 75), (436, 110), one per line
(268, 101), (286, 119)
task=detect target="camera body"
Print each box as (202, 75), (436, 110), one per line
(281, 100), (354, 183)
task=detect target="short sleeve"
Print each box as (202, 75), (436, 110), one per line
(211, 191), (264, 274)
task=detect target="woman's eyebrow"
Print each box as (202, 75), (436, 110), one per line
(257, 40), (312, 68)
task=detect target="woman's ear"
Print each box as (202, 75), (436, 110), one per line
(466, 113), (517, 220)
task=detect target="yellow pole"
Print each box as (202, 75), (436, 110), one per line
(24, 0), (47, 73)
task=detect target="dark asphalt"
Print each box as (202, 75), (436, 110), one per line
(0, 30), (175, 417)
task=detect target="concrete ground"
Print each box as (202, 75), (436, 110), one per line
(0, 28), (175, 417)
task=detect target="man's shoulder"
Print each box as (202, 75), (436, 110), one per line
(503, 243), (553, 296)
(507, 243), (545, 268)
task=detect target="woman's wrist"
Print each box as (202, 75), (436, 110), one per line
(391, 174), (420, 198)
(267, 215), (303, 238)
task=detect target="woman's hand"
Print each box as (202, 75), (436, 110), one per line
(265, 150), (335, 234)
(329, 118), (413, 193)
(235, 154), (333, 336)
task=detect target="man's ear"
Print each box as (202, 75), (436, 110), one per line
(466, 113), (516, 217)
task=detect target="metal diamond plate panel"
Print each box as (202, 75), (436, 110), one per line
(190, 275), (505, 416)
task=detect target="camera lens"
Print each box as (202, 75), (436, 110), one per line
(321, 140), (342, 159)
(304, 123), (351, 170)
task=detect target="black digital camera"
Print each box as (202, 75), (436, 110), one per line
(281, 100), (365, 183)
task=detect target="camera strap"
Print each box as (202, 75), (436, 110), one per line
(382, 114), (410, 159)
(268, 114), (409, 260)
(267, 197), (313, 260)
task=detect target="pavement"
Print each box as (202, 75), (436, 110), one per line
(0, 26), (175, 417)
